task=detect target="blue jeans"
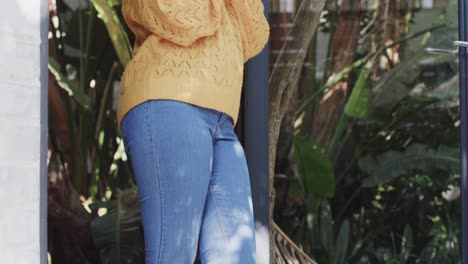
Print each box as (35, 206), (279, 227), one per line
(120, 99), (256, 263)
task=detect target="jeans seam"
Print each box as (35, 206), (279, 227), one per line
(208, 185), (229, 264)
(213, 113), (223, 136)
(146, 101), (164, 263)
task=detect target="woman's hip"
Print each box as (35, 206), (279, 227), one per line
(121, 99), (231, 136)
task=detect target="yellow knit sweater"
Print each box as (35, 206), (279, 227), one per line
(117, 0), (270, 130)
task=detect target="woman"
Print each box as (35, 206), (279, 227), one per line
(118, 0), (269, 263)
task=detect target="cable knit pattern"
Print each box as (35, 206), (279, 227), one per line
(118, 0), (270, 130)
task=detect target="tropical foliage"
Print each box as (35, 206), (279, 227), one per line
(273, 0), (461, 263)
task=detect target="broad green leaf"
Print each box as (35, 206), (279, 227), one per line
(344, 67), (372, 119)
(348, 239), (366, 262)
(91, 0), (132, 67)
(48, 58), (91, 109)
(359, 144), (459, 187)
(320, 201), (334, 253)
(296, 59), (365, 118)
(401, 224), (413, 261)
(293, 136), (336, 198)
(287, 177), (304, 198)
(106, 0), (121, 6)
(372, 45), (438, 115)
(392, 96), (440, 120)
(333, 220), (350, 264)
(376, 247), (393, 262)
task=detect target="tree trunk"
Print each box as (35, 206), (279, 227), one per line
(269, 0), (327, 261)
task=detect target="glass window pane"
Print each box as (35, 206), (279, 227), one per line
(271, 0), (461, 262)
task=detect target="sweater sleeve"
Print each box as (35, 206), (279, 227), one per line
(122, 0), (223, 47)
(229, 0), (270, 63)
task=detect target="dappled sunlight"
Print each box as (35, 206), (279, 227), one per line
(227, 223), (255, 263)
(233, 141), (245, 158)
(230, 207), (252, 223)
(255, 222), (269, 264)
(248, 195), (254, 215)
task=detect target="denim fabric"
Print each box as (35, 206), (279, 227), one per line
(120, 99), (256, 264)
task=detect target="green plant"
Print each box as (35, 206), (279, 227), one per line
(48, 0), (142, 262)
(275, 0), (462, 262)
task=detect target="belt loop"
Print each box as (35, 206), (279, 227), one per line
(216, 112), (223, 125)
(213, 112), (223, 136)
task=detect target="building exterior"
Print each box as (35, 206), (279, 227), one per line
(0, 0), (48, 263)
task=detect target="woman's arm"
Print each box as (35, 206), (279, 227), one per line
(122, 0), (223, 47)
(229, 0), (270, 63)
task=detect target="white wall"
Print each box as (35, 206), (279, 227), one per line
(0, 0), (48, 263)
